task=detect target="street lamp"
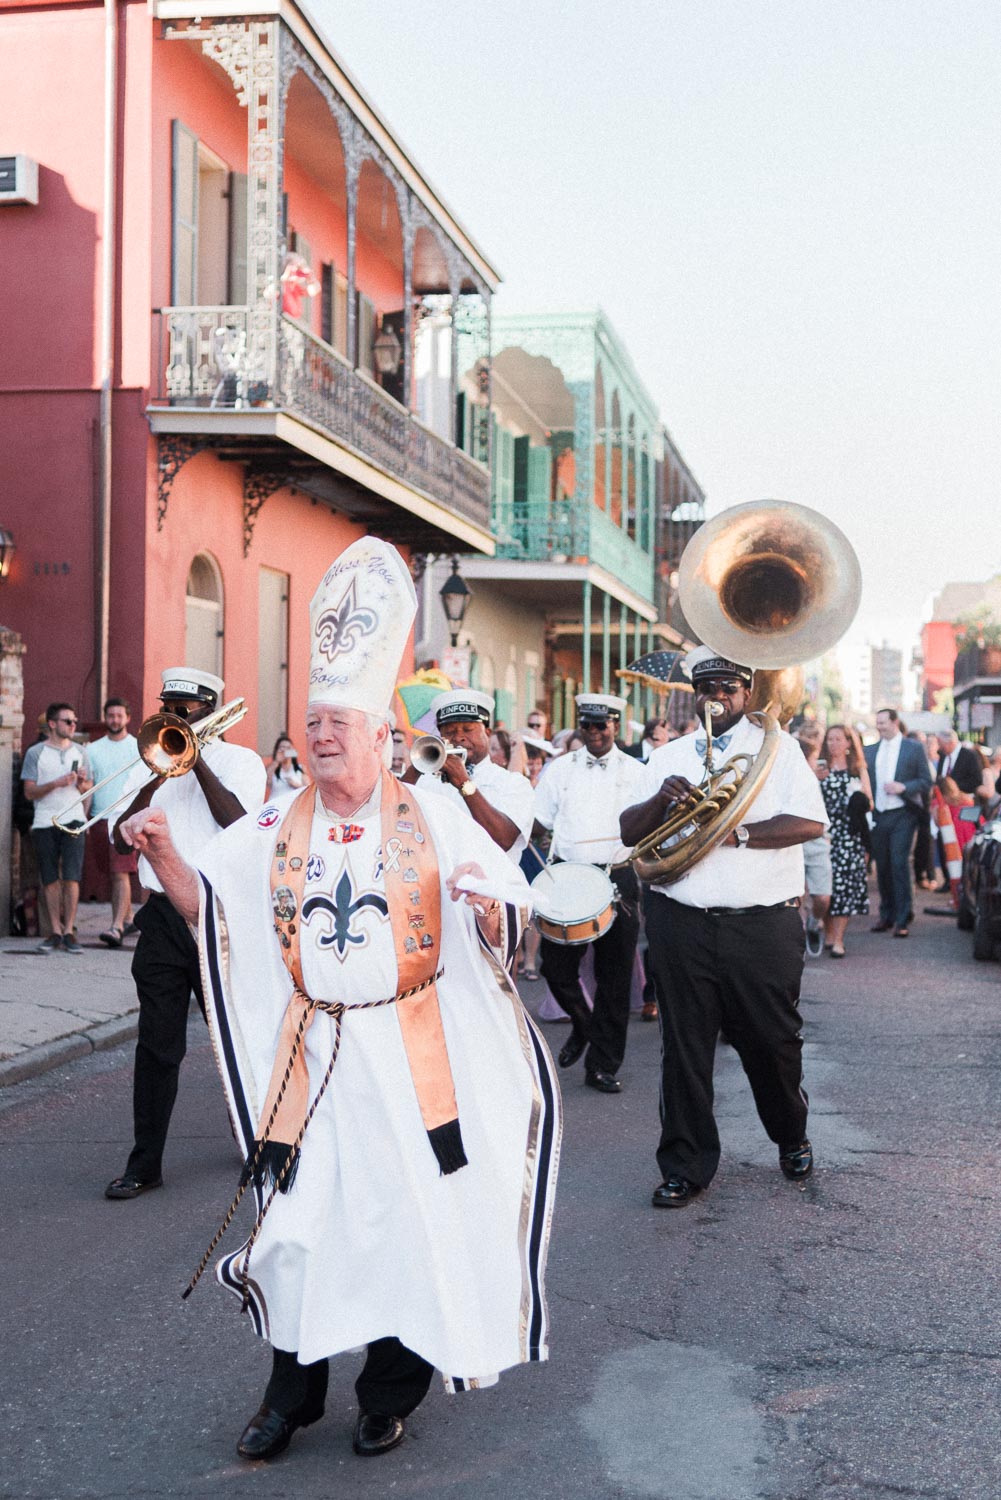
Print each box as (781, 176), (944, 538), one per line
(439, 557), (472, 647)
(0, 526), (15, 582)
(372, 323), (402, 376)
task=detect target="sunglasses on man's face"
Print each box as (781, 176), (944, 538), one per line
(697, 678), (743, 696)
(57, 717), (78, 726)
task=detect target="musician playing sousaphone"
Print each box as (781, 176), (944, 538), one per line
(620, 646), (828, 1209)
(532, 693), (647, 1094)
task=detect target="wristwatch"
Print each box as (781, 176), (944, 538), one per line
(733, 824), (750, 848)
(460, 780), (477, 799)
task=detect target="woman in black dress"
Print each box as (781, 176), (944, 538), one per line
(818, 724), (873, 957)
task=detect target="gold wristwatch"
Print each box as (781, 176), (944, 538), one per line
(460, 780), (477, 799)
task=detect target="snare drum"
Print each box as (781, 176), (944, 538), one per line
(531, 862), (617, 945)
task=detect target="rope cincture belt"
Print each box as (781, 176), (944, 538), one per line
(182, 965), (445, 1307)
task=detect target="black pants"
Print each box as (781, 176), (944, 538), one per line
(913, 808), (935, 884)
(539, 865), (640, 1076)
(870, 808), (919, 928)
(266, 1339), (435, 1419)
(125, 893), (204, 1181)
(646, 896), (809, 1187)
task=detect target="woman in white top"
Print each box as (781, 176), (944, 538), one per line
(266, 734), (308, 803)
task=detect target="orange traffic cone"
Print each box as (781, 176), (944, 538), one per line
(931, 787), (962, 909)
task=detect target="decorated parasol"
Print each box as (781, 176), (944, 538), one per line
(616, 650), (693, 697)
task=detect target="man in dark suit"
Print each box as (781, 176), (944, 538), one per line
(936, 728), (983, 795)
(865, 708), (932, 937)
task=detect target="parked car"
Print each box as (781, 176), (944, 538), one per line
(956, 803), (1001, 960)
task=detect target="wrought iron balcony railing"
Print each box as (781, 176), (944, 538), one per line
(494, 495), (655, 604)
(152, 307), (491, 531)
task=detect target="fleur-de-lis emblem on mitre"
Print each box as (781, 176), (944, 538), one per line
(314, 576), (379, 662)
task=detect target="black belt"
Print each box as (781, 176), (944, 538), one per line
(670, 896), (801, 917)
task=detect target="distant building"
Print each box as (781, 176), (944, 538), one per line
(871, 644), (904, 711)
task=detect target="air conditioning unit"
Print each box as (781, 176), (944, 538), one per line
(0, 156), (39, 205)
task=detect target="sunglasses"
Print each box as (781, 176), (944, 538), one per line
(696, 679), (744, 696)
(57, 717), (78, 726)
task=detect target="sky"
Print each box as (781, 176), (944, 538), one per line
(312, 1), (1000, 670)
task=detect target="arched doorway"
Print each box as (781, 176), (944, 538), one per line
(185, 552), (224, 679)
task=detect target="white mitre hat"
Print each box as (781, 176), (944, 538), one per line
(308, 537), (417, 714)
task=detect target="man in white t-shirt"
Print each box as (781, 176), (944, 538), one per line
(104, 668), (266, 1201)
(621, 648), (828, 1209)
(21, 702), (93, 955)
(86, 696), (140, 948)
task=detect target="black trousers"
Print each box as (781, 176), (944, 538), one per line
(125, 893), (204, 1181)
(870, 808), (919, 928)
(266, 1339), (435, 1419)
(539, 865), (640, 1075)
(646, 896), (809, 1187)
(913, 808), (935, 884)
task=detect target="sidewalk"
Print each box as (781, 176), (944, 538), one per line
(0, 901), (140, 1087)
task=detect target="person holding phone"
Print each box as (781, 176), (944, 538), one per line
(267, 733), (308, 802)
(20, 702), (93, 954)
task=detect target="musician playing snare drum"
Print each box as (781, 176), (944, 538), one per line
(532, 694), (646, 1094)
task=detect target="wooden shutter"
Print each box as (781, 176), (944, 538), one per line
(227, 171), (248, 304)
(321, 263), (334, 346)
(171, 120), (199, 304)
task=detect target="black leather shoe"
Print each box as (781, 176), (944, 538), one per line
(651, 1176), (702, 1208)
(585, 1069), (622, 1093)
(779, 1140), (813, 1179)
(353, 1412), (405, 1457)
(557, 1032), (587, 1069)
(104, 1173), (163, 1200)
(237, 1399), (323, 1461)
(870, 920), (893, 932)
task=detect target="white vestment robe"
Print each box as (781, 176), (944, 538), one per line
(195, 781), (561, 1389)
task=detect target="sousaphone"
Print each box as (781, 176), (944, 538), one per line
(631, 500), (861, 884)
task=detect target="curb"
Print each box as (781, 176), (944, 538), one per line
(0, 1014), (138, 1090)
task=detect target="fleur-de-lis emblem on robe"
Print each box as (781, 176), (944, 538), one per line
(302, 869), (389, 959)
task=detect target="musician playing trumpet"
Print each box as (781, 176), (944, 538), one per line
(416, 689), (534, 865)
(104, 668), (266, 1201)
(619, 648), (828, 1209)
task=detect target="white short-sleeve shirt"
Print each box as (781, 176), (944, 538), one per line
(533, 745), (647, 865)
(419, 756), (535, 863)
(639, 717), (828, 908)
(125, 740), (266, 892)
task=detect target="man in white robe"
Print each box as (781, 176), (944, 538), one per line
(120, 538), (561, 1465)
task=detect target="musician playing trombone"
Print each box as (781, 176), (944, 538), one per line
(104, 668), (266, 1201)
(620, 647), (828, 1209)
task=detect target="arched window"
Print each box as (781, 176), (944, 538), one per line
(185, 552), (224, 679)
(594, 364), (606, 512)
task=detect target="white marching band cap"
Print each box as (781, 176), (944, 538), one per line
(575, 692), (627, 720)
(432, 688), (494, 725)
(308, 537), (417, 715)
(683, 645), (753, 686)
(160, 667), (224, 703)
(522, 733), (554, 756)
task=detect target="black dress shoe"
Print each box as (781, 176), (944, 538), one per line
(353, 1412), (405, 1457)
(651, 1176), (702, 1208)
(585, 1069), (622, 1093)
(104, 1173), (163, 1200)
(237, 1399), (323, 1461)
(557, 1032), (587, 1069)
(779, 1140), (813, 1179)
(870, 920), (893, 933)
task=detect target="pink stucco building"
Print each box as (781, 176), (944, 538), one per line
(0, 0), (497, 753)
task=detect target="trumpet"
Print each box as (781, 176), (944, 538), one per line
(52, 697), (248, 836)
(409, 734), (467, 777)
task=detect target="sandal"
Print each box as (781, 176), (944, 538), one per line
(521, 967), (539, 982)
(830, 946), (846, 958)
(99, 927), (123, 949)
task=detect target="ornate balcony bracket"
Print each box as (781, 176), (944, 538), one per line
(157, 436), (211, 531)
(243, 467), (291, 556)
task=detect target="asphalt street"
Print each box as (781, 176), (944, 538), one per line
(2, 898), (999, 1500)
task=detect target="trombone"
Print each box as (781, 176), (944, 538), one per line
(51, 697), (248, 836)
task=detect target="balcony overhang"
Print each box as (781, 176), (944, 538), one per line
(457, 557), (657, 622)
(954, 677), (1001, 702)
(146, 405), (495, 555)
